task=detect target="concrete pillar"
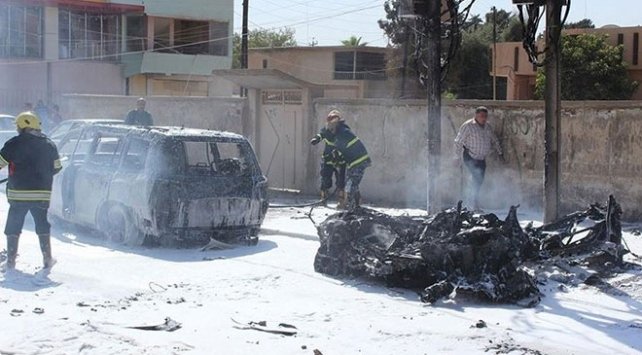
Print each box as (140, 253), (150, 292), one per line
(146, 17), (154, 51)
(43, 6), (59, 61)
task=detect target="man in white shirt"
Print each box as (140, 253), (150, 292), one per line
(454, 106), (504, 209)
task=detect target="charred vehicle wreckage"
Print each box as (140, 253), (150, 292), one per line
(50, 124), (268, 247)
(314, 196), (629, 306)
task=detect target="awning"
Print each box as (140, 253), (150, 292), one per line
(212, 69), (321, 90)
(19, 0), (145, 13)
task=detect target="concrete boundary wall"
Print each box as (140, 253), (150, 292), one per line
(61, 94), (248, 136)
(312, 99), (642, 220)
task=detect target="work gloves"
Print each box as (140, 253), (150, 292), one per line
(310, 136), (322, 145)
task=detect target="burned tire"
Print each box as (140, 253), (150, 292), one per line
(105, 206), (144, 246)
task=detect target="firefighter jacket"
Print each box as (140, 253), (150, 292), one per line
(333, 122), (371, 169)
(314, 128), (346, 167)
(0, 131), (62, 202)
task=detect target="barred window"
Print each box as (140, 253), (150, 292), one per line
(0, 4), (43, 58)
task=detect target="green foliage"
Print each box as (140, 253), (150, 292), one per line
(563, 18), (595, 29)
(379, 0), (523, 99)
(341, 36), (368, 47)
(232, 28), (297, 68)
(445, 31), (493, 99)
(534, 34), (638, 100)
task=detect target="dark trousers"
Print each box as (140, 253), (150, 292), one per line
(5, 201), (51, 237)
(320, 162), (346, 191)
(463, 150), (486, 208)
(346, 163), (369, 209)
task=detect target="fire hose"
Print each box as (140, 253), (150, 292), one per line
(268, 188), (338, 209)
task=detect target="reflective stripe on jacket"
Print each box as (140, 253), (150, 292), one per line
(333, 122), (371, 169)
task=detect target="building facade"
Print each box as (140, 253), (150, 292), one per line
(0, 0), (234, 114)
(247, 46), (392, 99)
(491, 25), (642, 100)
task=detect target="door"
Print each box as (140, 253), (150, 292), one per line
(73, 132), (124, 226)
(258, 89), (304, 190)
(109, 137), (151, 222)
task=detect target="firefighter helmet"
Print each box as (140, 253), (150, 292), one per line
(15, 111), (42, 130)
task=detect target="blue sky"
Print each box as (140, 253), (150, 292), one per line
(233, 0), (642, 46)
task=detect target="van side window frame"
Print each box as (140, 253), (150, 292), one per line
(119, 135), (151, 172)
(85, 131), (126, 169)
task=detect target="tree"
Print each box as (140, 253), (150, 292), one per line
(379, 0), (522, 99)
(564, 18), (595, 29)
(341, 36), (368, 47)
(232, 28), (297, 68)
(535, 34), (638, 100)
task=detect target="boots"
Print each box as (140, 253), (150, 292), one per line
(320, 190), (329, 206)
(38, 234), (55, 269)
(4, 235), (19, 271)
(336, 190), (347, 210)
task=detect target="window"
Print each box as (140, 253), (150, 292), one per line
(125, 15), (146, 52)
(59, 8), (121, 60)
(183, 140), (253, 176)
(514, 46), (520, 72)
(50, 121), (75, 141)
(262, 90), (284, 104)
(262, 59), (268, 68)
(122, 138), (150, 171)
(284, 90), (302, 104)
(261, 90), (302, 105)
(333, 51), (387, 80)
(57, 129), (83, 158)
(88, 135), (123, 167)
(154, 17), (172, 51)
(0, 4), (43, 58)
(209, 21), (229, 56)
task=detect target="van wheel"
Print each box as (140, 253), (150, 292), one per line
(106, 206), (144, 246)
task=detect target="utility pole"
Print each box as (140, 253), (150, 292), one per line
(241, 0), (249, 96)
(425, 0), (442, 213)
(543, 0), (562, 223)
(492, 6), (497, 100)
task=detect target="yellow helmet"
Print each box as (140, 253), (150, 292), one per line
(16, 111), (41, 130)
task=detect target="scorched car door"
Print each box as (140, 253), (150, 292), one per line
(73, 135), (123, 226)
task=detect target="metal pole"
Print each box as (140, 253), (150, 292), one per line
(492, 6), (497, 100)
(426, 0), (442, 213)
(544, 0), (562, 223)
(241, 0), (249, 69)
(241, 0), (249, 97)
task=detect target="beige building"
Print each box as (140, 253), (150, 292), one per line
(0, 0), (234, 114)
(247, 46), (392, 99)
(491, 25), (642, 100)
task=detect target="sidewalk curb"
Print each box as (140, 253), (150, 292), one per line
(260, 228), (318, 241)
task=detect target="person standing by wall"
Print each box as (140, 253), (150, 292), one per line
(0, 112), (62, 272)
(326, 110), (371, 210)
(125, 98), (154, 126)
(454, 106), (504, 209)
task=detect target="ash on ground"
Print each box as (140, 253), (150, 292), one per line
(314, 196), (631, 306)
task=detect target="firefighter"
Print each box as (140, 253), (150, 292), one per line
(310, 127), (347, 208)
(325, 110), (371, 210)
(0, 112), (62, 272)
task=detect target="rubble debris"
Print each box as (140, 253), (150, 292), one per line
(314, 196), (628, 306)
(474, 320), (488, 328)
(9, 309), (24, 317)
(231, 319), (298, 336)
(127, 317), (182, 332)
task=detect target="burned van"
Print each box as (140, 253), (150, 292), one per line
(50, 125), (268, 246)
